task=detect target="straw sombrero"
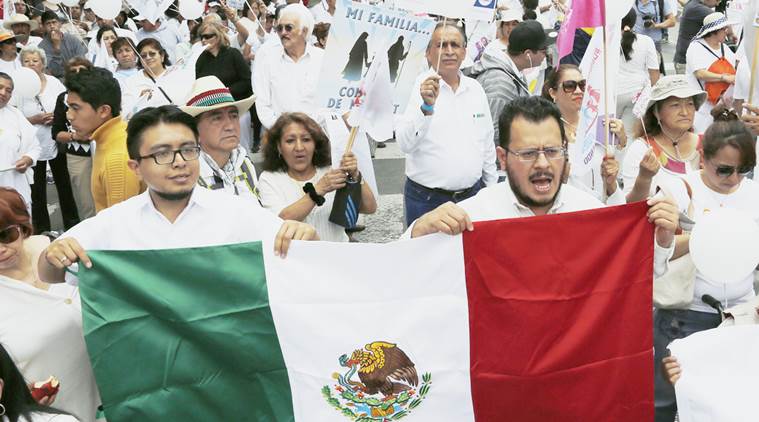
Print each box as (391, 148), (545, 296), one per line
(179, 76), (256, 117)
(2, 15), (39, 31)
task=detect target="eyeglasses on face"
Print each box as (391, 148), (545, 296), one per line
(0, 225), (21, 244)
(275, 23), (295, 34)
(712, 162), (752, 178)
(139, 50), (160, 59)
(506, 146), (567, 162)
(139, 146), (201, 165)
(561, 79), (586, 94)
(200, 33), (217, 40)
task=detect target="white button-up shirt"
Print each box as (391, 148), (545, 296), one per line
(395, 69), (497, 191)
(253, 43), (324, 129)
(61, 187), (281, 284)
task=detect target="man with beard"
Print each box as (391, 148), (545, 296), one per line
(38, 105), (318, 285)
(408, 96), (678, 277)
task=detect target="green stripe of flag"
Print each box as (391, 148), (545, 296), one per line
(78, 242), (293, 421)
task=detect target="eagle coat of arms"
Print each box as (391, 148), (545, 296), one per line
(322, 341), (432, 421)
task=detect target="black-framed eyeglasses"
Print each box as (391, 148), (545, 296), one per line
(506, 146), (567, 162)
(711, 161), (752, 178)
(561, 79), (586, 94)
(275, 23), (295, 33)
(0, 225), (21, 244)
(200, 33), (217, 40)
(139, 146), (201, 165)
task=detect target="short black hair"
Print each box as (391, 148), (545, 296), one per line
(41, 11), (60, 24)
(126, 106), (199, 160)
(0, 72), (12, 86)
(65, 67), (121, 117)
(498, 96), (566, 149)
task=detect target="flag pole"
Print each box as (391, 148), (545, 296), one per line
(435, 16), (447, 73)
(749, 26), (759, 104)
(601, 25), (610, 152)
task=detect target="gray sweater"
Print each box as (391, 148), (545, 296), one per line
(38, 33), (88, 78)
(467, 52), (530, 145)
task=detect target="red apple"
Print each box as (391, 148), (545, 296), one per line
(30, 376), (60, 402)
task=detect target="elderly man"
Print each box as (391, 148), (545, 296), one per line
(38, 11), (87, 78)
(3, 15), (43, 48)
(253, 3), (323, 129)
(409, 97), (678, 278)
(395, 21), (497, 226)
(469, 20), (556, 144)
(180, 76), (260, 199)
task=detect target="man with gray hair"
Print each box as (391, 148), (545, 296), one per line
(253, 3), (324, 129)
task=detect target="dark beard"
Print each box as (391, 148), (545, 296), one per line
(152, 188), (194, 201)
(506, 161), (566, 210)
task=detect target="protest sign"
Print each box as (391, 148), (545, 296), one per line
(316, 0), (435, 114)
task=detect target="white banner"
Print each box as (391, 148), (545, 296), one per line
(396, 0), (497, 21)
(668, 325), (759, 422)
(316, 0), (435, 114)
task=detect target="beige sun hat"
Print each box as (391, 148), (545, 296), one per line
(645, 75), (707, 114)
(695, 12), (736, 39)
(179, 76), (256, 117)
(2, 15), (39, 31)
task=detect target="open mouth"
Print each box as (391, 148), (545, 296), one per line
(529, 174), (553, 193)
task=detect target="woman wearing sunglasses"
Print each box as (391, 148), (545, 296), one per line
(622, 75), (705, 204)
(542, 64), (627, 204)
(0, 187), (100, 421)
(652, 108), (759, 421)
(121, 38), (172, 119)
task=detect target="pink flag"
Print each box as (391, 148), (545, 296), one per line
(557, 0), (606, 61)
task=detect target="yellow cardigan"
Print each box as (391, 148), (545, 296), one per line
(90, 116), (145, 212)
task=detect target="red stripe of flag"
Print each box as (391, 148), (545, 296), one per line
(463, 201), (654, 421)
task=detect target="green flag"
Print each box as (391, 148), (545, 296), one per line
(78, 242), (294, 421)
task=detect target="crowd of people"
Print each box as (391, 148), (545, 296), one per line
(0, 0), (756, 421)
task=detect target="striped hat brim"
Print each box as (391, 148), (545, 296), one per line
(179, 93), (256, 117)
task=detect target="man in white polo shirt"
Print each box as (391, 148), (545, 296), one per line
(395, 21), (498, 226)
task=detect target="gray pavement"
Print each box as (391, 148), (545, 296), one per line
(43, 24), (680, 243)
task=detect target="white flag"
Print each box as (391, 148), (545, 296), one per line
(347, 53), (394, 142)
(632, 84), (652, 119)
(396, 0), (497, 21)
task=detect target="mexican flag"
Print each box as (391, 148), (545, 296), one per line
(79, 202), (654, 421)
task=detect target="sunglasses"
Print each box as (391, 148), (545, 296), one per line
(275, 23), (295, 34)
(0, 225), (21, 244)
(713, 163), (752, 178)
(561, 79), (586, 93)
(200, 33), (217, 40)
(139, 51), (160, 59)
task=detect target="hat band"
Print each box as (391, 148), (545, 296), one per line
(186, 88), (236, 108)
(698, 17), (727, 35)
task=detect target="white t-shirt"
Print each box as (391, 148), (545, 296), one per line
(685, 40), (736, 133)
(617, 34), (659, 95)
(685, 171), (759, 313)
(0, 55), (22, 74)
(258, 167), (349, 242)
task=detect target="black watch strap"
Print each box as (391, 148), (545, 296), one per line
(303, 182), (326, 206)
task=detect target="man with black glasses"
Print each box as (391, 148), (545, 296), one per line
(38, 105), (318, 285)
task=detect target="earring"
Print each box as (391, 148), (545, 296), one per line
(0, 403), (6, 416)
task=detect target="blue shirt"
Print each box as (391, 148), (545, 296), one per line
(633, 0), (673, 43)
